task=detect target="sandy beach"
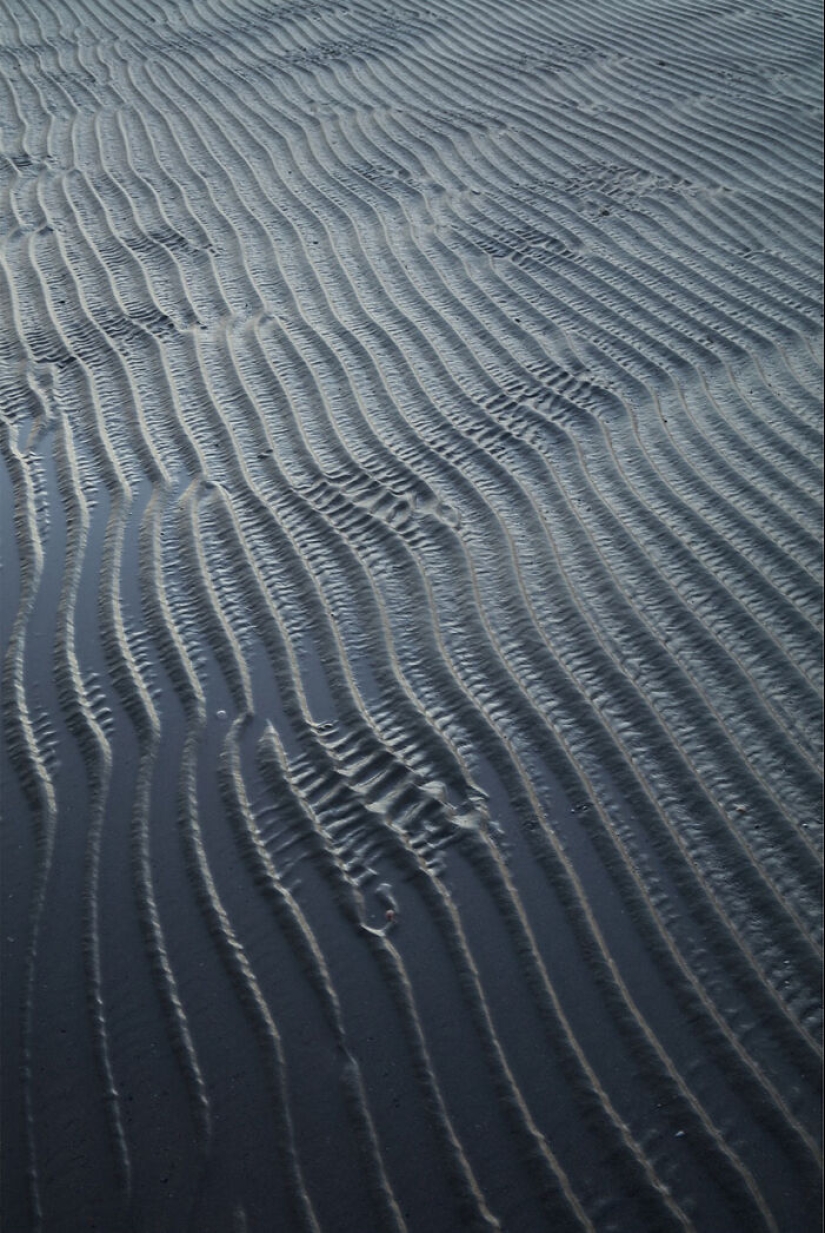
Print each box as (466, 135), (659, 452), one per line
(1, 0), (822, 1230)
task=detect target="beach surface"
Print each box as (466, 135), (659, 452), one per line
(1, 0), (822, 1230)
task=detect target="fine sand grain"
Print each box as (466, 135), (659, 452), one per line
(1, 1), (822, 1231)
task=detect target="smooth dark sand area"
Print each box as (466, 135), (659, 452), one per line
(1, 0), (822, 1230)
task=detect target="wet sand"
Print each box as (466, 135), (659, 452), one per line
(1, 0), (822, 1230)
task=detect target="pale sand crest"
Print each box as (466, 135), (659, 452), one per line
(0, 0), (822, 1230)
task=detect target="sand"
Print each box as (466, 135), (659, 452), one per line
(1, 0), (822, 1230)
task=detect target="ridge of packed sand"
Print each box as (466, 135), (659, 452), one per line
(1, 1), (822, 1230)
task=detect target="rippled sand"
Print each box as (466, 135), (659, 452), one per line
(1, 1), (822, 1230)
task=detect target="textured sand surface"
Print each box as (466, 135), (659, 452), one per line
(1, 1), (822, 1230)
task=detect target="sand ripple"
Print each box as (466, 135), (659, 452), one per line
(1, 0), (821, 1230)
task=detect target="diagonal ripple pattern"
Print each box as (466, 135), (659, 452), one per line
(0, 0), (822, 1231)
